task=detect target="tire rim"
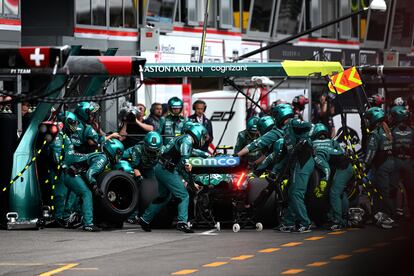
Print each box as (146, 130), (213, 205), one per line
(106, 176), (135, 211)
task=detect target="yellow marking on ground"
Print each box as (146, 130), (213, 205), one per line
(346, 228), (360, 231)
(372, 242), (390, 248)
(202, 262), (228, 267)
(353, 248), (372, 253)
(39, 263), (79, 276)
(331, 254), (352, 260)
(281, 269), (305, 274)
(305, 236), (324, 241)
(258, 248), (281, 253)
(328, 231), (346, 235)
(392, 236), (408, 241)
(0, 263), (44, 266)
(171, 269), (198, 275)
(230, 255), (254, 261)
(306, 261), (329, 267)
(281, 242), (303, 247)
(69, 268), (99, 271)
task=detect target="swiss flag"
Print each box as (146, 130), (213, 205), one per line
(19, 47), (50, 68)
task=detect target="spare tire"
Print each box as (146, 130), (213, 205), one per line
(94, 170), (139, 224)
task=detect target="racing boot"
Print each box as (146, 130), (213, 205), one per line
(126, 213), (138, 224)
(82, 224), (101, 232)
(325, 222), (343, 232)
(176, 222), (194, 233)
(274, 224), (295, 233)
(66, 212), (83, 229)
(292, 224), (312, 233)
(138, 217), (152, 232)
(374, 212), (394, 229)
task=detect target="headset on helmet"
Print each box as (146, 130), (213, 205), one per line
(192, 100), (207, 112)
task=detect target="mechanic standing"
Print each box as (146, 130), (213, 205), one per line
(364, 107), (395, 229)
(123, 131), (163, 223)
(139, 123), (208, 233)
(272, 104), (314, 233)
(311, 123), (353, 230)
(158, 97), (187, 145)
(390, 105), (414, 217)
(188, 100), (213, 152)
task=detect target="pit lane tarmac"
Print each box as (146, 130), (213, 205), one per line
(0, 223), (413, 276)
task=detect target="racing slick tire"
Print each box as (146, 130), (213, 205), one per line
(138, 177), (159, 214)
(305, 169), (329, 227)
(94, 170), (139, 226)
(247, 177), (277, 228)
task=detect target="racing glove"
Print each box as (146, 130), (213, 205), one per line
(92, 185), (105, 199)
(314, 179), (328, 198)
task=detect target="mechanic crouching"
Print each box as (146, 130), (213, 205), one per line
(138, 123), (208, 233)
(234, 116), (262, 170)
(122, 131), (163, 223)
(56, 113), (109, 232)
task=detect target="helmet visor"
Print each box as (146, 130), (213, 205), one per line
(144, 145), (160, 157)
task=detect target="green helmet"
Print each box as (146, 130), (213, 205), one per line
(390, 105), (409, 123)
(181, 121), (194, 134)
(103, 139), (124, 164)
(143, 131), (163, 156)
(75, 101), (100, 123)
(186, 123), (208, 148)
(365, 107), (385, 126)
(257, 116), (275, 135)
(168, 97), (183, 116)
(311, 123), (329, 140)
(247, 116), (259, 132)
(272, 103), (294, 127)
(63, 111), (79, 133)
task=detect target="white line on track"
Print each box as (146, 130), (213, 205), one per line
(197, 229), (218, 236)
